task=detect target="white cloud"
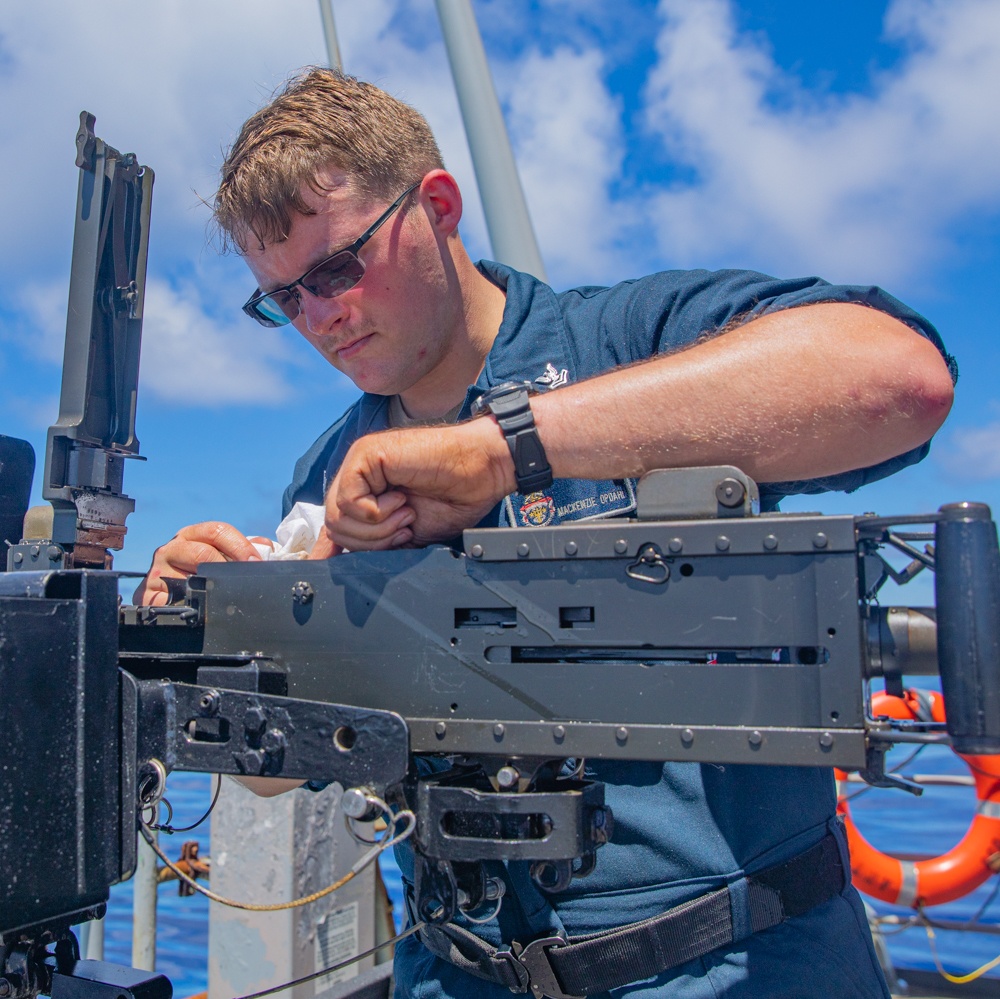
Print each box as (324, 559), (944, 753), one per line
(2, 394), (61, 433)
(641, 0), (1000, 284)
(0, 0), (462, 409)
(139, 280), (293, 404)
(500, 46), (630, 286)
(0, 1), (327, 271)
(937, 421), (1000, 481)
(11, 275), (294, 405)
(13, 281), (70, 365)
(937, 404), (1000, 481)
(5, 0), (998, 333)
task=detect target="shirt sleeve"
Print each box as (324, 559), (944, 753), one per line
(592, 269), (957, 508)
(281, 406), (360, 518)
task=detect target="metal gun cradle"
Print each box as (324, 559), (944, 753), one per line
(6, 466), (1000, 943)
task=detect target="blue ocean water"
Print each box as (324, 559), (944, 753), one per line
(100, 751), (999, 997)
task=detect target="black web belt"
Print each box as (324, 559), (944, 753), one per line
(417, 832), (846, 999)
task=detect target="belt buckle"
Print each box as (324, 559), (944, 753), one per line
(509, 935), (583, 999)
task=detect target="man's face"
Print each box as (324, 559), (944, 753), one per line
(243, 169), (458, 401)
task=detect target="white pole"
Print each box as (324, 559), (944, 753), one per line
(318, 0), (344, 72)
(132, 818), (158, 971)
(434, 0), (548, 281)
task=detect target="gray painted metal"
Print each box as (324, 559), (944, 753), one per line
(435, 0), (547, 279)
(208, 781), (376, 999)
(195, 508), (869, 768)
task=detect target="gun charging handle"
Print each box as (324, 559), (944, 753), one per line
(934, 502), (1000, 754)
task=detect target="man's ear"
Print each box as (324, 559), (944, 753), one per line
(418, 170), (463, 237)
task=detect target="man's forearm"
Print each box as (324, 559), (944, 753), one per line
(526, 302), (953, 485)
(320, 303), (953, 552)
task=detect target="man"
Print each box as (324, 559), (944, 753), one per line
(138, 70), (955, 997)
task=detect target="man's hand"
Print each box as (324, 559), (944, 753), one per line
(134, 522), (265, 606)
(309, 418), (514, 558)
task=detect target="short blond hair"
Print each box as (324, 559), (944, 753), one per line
(214, 68), (444, 251)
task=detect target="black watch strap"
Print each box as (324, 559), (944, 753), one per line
(473, 383), (554, 495)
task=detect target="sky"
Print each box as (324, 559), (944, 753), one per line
(1, 0), (999, 589)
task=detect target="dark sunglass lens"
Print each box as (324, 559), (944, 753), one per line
(303, 252), (366, 299)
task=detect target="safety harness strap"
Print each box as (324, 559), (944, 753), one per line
(418, 833), (845, 998)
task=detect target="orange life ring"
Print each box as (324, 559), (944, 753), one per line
(836, 688), (1000, 907)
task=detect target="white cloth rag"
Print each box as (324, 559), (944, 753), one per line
(251, 501), (326, 561)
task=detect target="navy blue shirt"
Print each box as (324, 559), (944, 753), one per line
(288, 264), (953, 998)
(284, 263), (953, 520)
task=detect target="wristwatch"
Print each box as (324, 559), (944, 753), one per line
(472, 382), (554, 494)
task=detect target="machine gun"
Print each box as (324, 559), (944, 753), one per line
(2, 117), (999, 999)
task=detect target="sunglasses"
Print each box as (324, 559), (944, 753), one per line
(242, 183), (420, 328)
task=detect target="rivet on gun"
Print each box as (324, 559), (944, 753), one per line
(748, 730), (763, 747)
(497, 766), (520, 789)
(434, 721), (447, 738)
(715, 477), (746, 508)
(565, 541), (578, 556)
(681, 728), (695, 746)
(292, 581), (314, 605)
(342, 786), (379, 820)
(616, 726), (629, 743)
(553, 724), (566, 741)
(484, 878), (506, 902)
(819, 732), (835, 749)
(763, 534), (778, 550)
(517, 543), (530, 558)
(47, 545), (62, 561)
(493, 723), (506, 739)
(716, 536), (730, 552)
(12, 552), (22, 564)
(813, 533), (828, 549)
(471, 544), (484, 559)
(30, 545), (39, 557)
(614, 539), (628, 554)
(668, 538), (683, 553)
